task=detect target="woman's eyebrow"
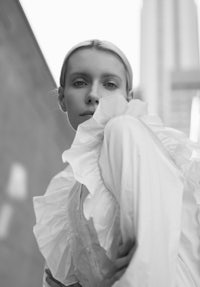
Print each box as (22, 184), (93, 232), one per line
(101, 73), (122, 81)
(69, 72), (89, 78)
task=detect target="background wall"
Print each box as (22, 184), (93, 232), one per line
(0, 0), (74, 286)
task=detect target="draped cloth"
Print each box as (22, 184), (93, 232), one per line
(33, 94), (200, 287)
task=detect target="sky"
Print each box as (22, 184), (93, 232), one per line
(19, 0), (143, 87)
(19, 0), (200, 89)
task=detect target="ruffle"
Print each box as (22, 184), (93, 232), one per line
(33, 166), (80, 285)
(34, 94), (200, 286)
(62, 95), (148, 194)
(62, 94), (200, 284)
(62, 95), (150, 252)
(33, 166), (116, 286)
(151, 125), (200, 211)
(61, 95), (185, 255)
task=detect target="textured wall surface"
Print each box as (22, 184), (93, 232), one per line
(0, 0), (74, 286)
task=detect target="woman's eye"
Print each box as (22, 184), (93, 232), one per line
(72, 80), (87, 88)
(103, 81), (118, 90)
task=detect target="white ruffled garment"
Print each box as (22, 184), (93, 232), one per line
(33, 94), (200, 287)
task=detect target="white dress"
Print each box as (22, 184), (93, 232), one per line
(33, 94), (200, 287)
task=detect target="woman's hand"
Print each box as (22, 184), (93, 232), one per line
(45, 239), (136, 287)
(100, 239), (136, 287)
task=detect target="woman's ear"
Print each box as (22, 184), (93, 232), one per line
(58, 87), (67, 112)
(127, 89), (134, 102)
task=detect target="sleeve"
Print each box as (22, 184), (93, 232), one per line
(99, 115), (184, 287)
(33, 166), (81, 286)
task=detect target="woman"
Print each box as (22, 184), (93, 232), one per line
(34, 39), (200, 287)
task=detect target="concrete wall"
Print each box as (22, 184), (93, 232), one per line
(0, 0), (74, 286)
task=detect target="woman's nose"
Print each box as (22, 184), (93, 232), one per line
(85, 83), (100, 105)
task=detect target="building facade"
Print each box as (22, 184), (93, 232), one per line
(140, 0), (200, 136)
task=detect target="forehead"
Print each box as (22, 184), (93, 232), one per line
(67, 48), (127, 79)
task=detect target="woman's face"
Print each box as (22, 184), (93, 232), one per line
(62, 48), (128, 130)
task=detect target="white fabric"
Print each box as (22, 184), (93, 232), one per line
(33, 167), (81, 286)
(99, 115), (182, 287)
(33, 94), (200, 287)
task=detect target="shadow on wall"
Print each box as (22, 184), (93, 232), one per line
(0, 0), (74, 286)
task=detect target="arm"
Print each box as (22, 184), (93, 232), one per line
(99, 239), (136, 287)
(44, 240), (135, 287)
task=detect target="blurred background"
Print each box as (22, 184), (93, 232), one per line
(0, 0), (200, 286)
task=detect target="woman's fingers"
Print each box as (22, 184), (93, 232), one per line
(105, 240), (135, 280)
(103, 263), (129, 287)
(114, 239), (137, 273)
(117, 239), (135, 257)
(45, 269), (67, 287)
